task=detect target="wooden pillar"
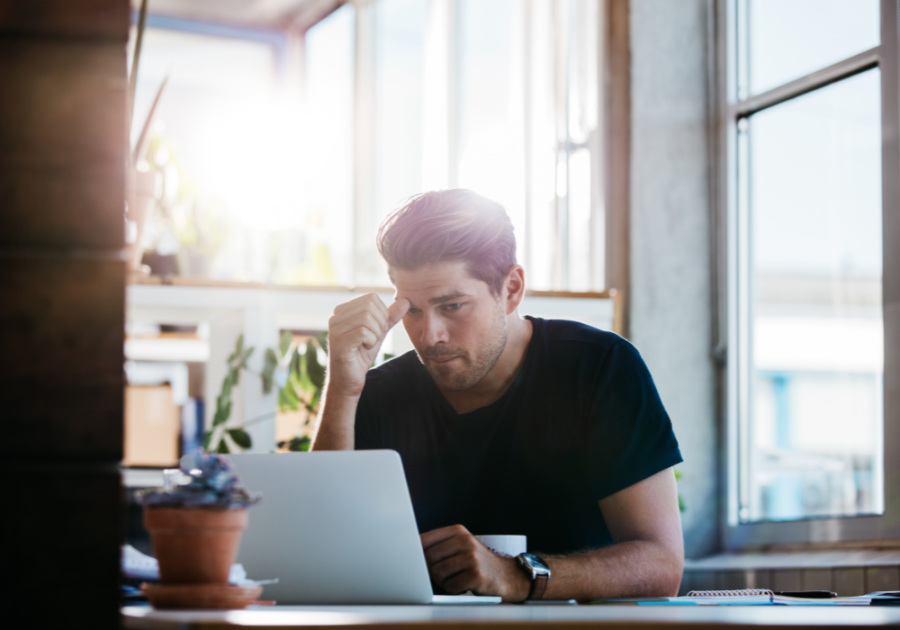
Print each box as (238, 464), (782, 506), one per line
(604, 0), (631, 338)
(0, 1), (129, 625)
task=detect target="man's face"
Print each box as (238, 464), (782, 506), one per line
(393, 261), (508, 392)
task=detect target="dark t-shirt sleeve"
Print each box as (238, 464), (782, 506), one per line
(586, 338), (682, 500)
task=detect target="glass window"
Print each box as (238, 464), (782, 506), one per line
(741, 0), (879, 96)
(457, 0), (601, 291)
(731, 17), (884, 523)
(457, 0), (522, 228)
(304, 5), (356, 286)
(134, 0), (604, 292)
(132, 26), (294, 281)
(374, 0), (428, 222)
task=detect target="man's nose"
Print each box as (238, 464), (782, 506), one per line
(420, 312), (448, 346)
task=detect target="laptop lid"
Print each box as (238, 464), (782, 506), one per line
(229, 450), (434, 605)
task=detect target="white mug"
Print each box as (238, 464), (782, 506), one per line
(476, 535), (527, 558)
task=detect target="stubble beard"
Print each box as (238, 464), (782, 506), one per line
(419, 310), (508, 392)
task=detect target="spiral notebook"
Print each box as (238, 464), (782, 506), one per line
(591, 589), (874, 606)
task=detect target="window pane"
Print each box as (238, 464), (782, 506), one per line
(742, 70), (883, 522)
(364, 0), (429, 285)
(742, 0), (879, 96)
(132, 28), (290, 281)
(457, 0), (526, 240)
(305, 5), (355, 285)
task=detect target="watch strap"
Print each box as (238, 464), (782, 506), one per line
(528, 571), (548, 600)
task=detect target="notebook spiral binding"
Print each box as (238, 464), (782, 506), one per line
(686, 589), (774, 598)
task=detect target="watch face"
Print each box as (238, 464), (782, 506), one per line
(521, 553), (551, 575)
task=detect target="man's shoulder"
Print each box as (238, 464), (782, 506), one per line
(533, 317), (627, 354)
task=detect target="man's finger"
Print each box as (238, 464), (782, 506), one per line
(421, 524), (470, 551)
(442, 571), (481, 596)
(347, 326), (379, 351)
(424, 536), (473, 567)
(332, 296), (388, 331)
(386, 298), (410, 330)
(429, 552), (476, 587)
(332, 311), (387, 341)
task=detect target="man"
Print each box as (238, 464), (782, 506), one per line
(311, 189), (684, 602)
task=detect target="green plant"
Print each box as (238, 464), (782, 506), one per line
(204, 335), (255, 454)
(675, 468), (686, 513)
(205, 330), (396, 455)
(263, 331), (328, 452)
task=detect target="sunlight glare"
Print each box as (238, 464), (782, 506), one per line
(195, 97), (310, 231)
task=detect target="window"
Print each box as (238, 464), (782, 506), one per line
(135, 1), (605, 291)
(721, 0), (900, 546)
(304, 0), (605, 290)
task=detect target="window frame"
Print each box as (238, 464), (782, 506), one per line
(717, 0), (900, 549)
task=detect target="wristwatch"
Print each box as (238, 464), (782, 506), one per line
(516, 552), (551, 600)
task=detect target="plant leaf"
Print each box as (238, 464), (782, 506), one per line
(222, 375), (234, 398)
(308, 388), (322, 413)
(316, 332), (328, 355)
(290, 345), (302, 376)
(216, 438), (231, 454)
(279, 331), (293, 356)
(289, 436), (311, 452)
(239, 346), (253, 370)
(279, 383), (301, 412)
(228, 428), (252, 449)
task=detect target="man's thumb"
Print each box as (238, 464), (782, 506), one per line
(386, 298), (410, 330)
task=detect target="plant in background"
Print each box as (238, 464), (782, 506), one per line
(138, 450), (259, 509)
(262, 331), (329, 452)
(205, 335), (255, 454)
(262, 331), (396, 452)
(205, 330), (396, 455)
(675, 468), (686, 513)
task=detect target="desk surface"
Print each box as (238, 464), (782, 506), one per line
(123, 604), (900, 629)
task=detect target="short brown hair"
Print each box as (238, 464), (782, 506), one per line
(376, 189), (517, 296)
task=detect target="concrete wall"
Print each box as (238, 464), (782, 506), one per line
(628, 0), (719, 558)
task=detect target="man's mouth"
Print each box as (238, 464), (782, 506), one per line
(427, 355), (460, 365)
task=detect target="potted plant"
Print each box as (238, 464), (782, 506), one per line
(137, 450), (261, 608)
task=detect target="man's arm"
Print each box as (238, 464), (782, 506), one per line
(421, 467), (683, 601)
(310, 294), (409, 451)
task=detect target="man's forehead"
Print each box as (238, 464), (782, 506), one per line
(392, 262), (485, 298)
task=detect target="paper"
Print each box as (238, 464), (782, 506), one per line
(121, 544), (277, 586)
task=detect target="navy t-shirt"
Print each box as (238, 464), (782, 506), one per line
(354, 317), (682, 555)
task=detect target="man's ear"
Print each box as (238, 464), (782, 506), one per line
(504, 265), (526, 315)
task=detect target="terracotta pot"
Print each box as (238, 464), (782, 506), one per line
(144, 507), (248, 584)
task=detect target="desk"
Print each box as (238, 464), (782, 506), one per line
(123, 604), (900, 629)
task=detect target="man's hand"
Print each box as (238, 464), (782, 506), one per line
(311, 294), (409, 451)
(326, 293), (410, 398)
(421, 525), (531, 602)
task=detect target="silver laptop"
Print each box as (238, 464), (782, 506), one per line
(229, 451), (501, 605)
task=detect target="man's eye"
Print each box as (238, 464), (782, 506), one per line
(408, 307), (421, 314)
(443, 303), (463, 312)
